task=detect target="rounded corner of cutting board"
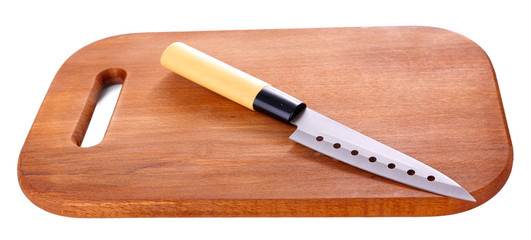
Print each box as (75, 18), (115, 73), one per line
(59, 32), (156, 66)
(17, 160), (71, 218)
(397, 26), (495, 67)
(440, 134), (513, 216)
(412, 26), (490, 48)
(469, 145), (513, 210)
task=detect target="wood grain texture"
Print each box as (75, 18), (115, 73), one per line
(18, 27), (512, 217)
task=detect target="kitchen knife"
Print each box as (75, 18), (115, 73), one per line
(160, 42), (476, 202)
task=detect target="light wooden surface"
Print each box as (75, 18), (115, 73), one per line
(18, 27), (512, 217)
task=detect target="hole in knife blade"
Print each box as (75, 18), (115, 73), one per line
(316, 136), (324, 142)
(369, 156), (377, 162)
(387, 163), (396, 169)
(351, 150), (359, 156)
(407, 170), (416, 176)
(333, 143), (341, 149)
(427, 175), (435, 181)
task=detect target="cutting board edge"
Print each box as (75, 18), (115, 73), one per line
(469, 46), (514, 204)
(18, 146), (512, 218)
(17, 175), (482, 218)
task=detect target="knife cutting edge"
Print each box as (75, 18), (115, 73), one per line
(160, 42), (476, 202)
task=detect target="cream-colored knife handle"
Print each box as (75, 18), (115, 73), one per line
(161, 42), (270, 110)
(160, 42), (306, 123)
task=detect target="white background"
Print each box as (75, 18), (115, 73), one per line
(2, 0), (529, 239)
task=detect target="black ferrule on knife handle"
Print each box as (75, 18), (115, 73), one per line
(253, 86), (307, 124)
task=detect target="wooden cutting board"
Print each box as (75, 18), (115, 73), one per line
(18, 26), (512, 217)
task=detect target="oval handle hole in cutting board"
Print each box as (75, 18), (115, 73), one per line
(72, 68), (126, 147)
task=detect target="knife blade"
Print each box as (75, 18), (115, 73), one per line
(160, 42), (475, 202)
